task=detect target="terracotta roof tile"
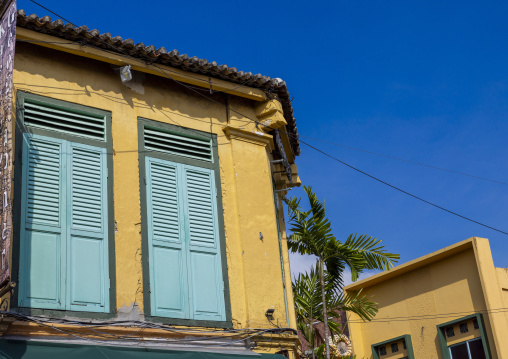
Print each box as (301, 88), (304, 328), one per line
(15, 9), (300, 155)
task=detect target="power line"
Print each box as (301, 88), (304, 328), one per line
(1, 311), (296, 345)
(298, 135), (508, 186)
(26, 0), (508, 236)
(25, 0), (260, 96)
(345, 306), (508, 324)
(298, 139), (508, 236)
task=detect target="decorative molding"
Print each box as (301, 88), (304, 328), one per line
(222, 126), (273, 148)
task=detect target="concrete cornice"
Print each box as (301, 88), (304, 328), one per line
(222, 126), (274, 149)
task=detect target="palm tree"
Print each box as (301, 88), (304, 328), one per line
(293, 265), (379, 358)
(284, 186), (399, 359)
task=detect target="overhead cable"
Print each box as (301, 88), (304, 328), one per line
(26, 0), (508, 237)
(298, 135), (508, 186)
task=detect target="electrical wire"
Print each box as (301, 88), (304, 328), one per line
(16, 39), (76, 45)
(24, 2), (508, 235)
(296, 135), (508, 186)
(19, 2), (508, 348)
(25, 0), (261, 97)
(3, 311), (297, 335)
(1, 311), (296, 345)
(297, 139), (508, 236)
(345, 306), (508, 324)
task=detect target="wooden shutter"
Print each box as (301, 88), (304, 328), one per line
(146, 158), (226, 321)
(67, 142), (109, 312)
(19, 134), (109, 312)
(19, 134), (65, 310)
(183, 166), (225, 321)
(146, 158), (188, 318)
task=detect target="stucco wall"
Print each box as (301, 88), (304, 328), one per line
(11, 41), (296, 340)
(346, 246), (496, 359)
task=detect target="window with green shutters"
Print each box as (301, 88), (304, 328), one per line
(139, 119), (230, 325)
(15, 92), (113, 314)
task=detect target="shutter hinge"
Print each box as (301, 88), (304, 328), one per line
(149, 284), (151, 293)
(144, 177), (146, 185)
(109, 279), (111, 289)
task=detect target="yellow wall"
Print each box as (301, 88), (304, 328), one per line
(10, 40), (298, 353)
(345, 238), (508, 359)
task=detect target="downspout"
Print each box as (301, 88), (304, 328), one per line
(272, 181), (290, 327)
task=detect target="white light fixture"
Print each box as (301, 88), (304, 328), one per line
(120, 65), (132, 82)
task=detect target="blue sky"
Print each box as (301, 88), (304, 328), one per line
(19, 0), (508, 279)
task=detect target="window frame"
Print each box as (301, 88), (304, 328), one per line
(371, 334), (415, 359)
(449, 337), (484, 359)
(137, 117), (232, 327)
(437, 313), (491, 359)
(12, 91), (116, 319)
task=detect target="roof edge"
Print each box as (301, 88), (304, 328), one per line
(15, 9), (300, 155)
(344, 237), (485, 291)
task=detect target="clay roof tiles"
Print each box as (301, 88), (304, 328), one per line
(16, 10), (300, 155)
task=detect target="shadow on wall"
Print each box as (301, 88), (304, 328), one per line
(14, 42), (235, 135)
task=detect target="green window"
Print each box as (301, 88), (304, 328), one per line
(437, 314), (491, 359)
(139, 119), (230, 324)
(372, 335), (414, 359)
(16, 92), (113, 313)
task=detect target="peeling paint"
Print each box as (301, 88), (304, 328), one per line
(117, 301), (143, 321)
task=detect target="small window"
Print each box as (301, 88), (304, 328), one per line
(460, 322), (468, 333)
(446, 326), (455, 338)
(391, 343), (398, 353)
(449, 338), (486, 359)
(379, 346), (387, 356)
(473, 318), (479, 330)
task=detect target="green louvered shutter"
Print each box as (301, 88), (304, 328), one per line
(183, 165), (225, 321)
(67, 142), (109, 312)
(146, 158), (189, 318)
(19, 134), (66, 310)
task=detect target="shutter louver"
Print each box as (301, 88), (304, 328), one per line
(184, 166), (225, 321)
(23, 101), (106, 141)
(26, 139), (61, 227)
(144, 128), (212, 162)
(20, 135), (64, 310)
(186, 169), (216, 247)
(71, 147), (104, 232)
(146, 158), (188, 318)
(68, 143), (109, 312)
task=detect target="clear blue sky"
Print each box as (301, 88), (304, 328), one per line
(19, 0), (508, 277)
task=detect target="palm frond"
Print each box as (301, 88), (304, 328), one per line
(331, 289), (378, 322)
(344, 234), (399, 271)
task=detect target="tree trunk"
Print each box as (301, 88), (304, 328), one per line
(309, 309), (315, 359)
(319, 259), (331, 359)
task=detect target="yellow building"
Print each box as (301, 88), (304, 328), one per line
(0, 8), (302, 358)
(344, 237), (508, 359)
